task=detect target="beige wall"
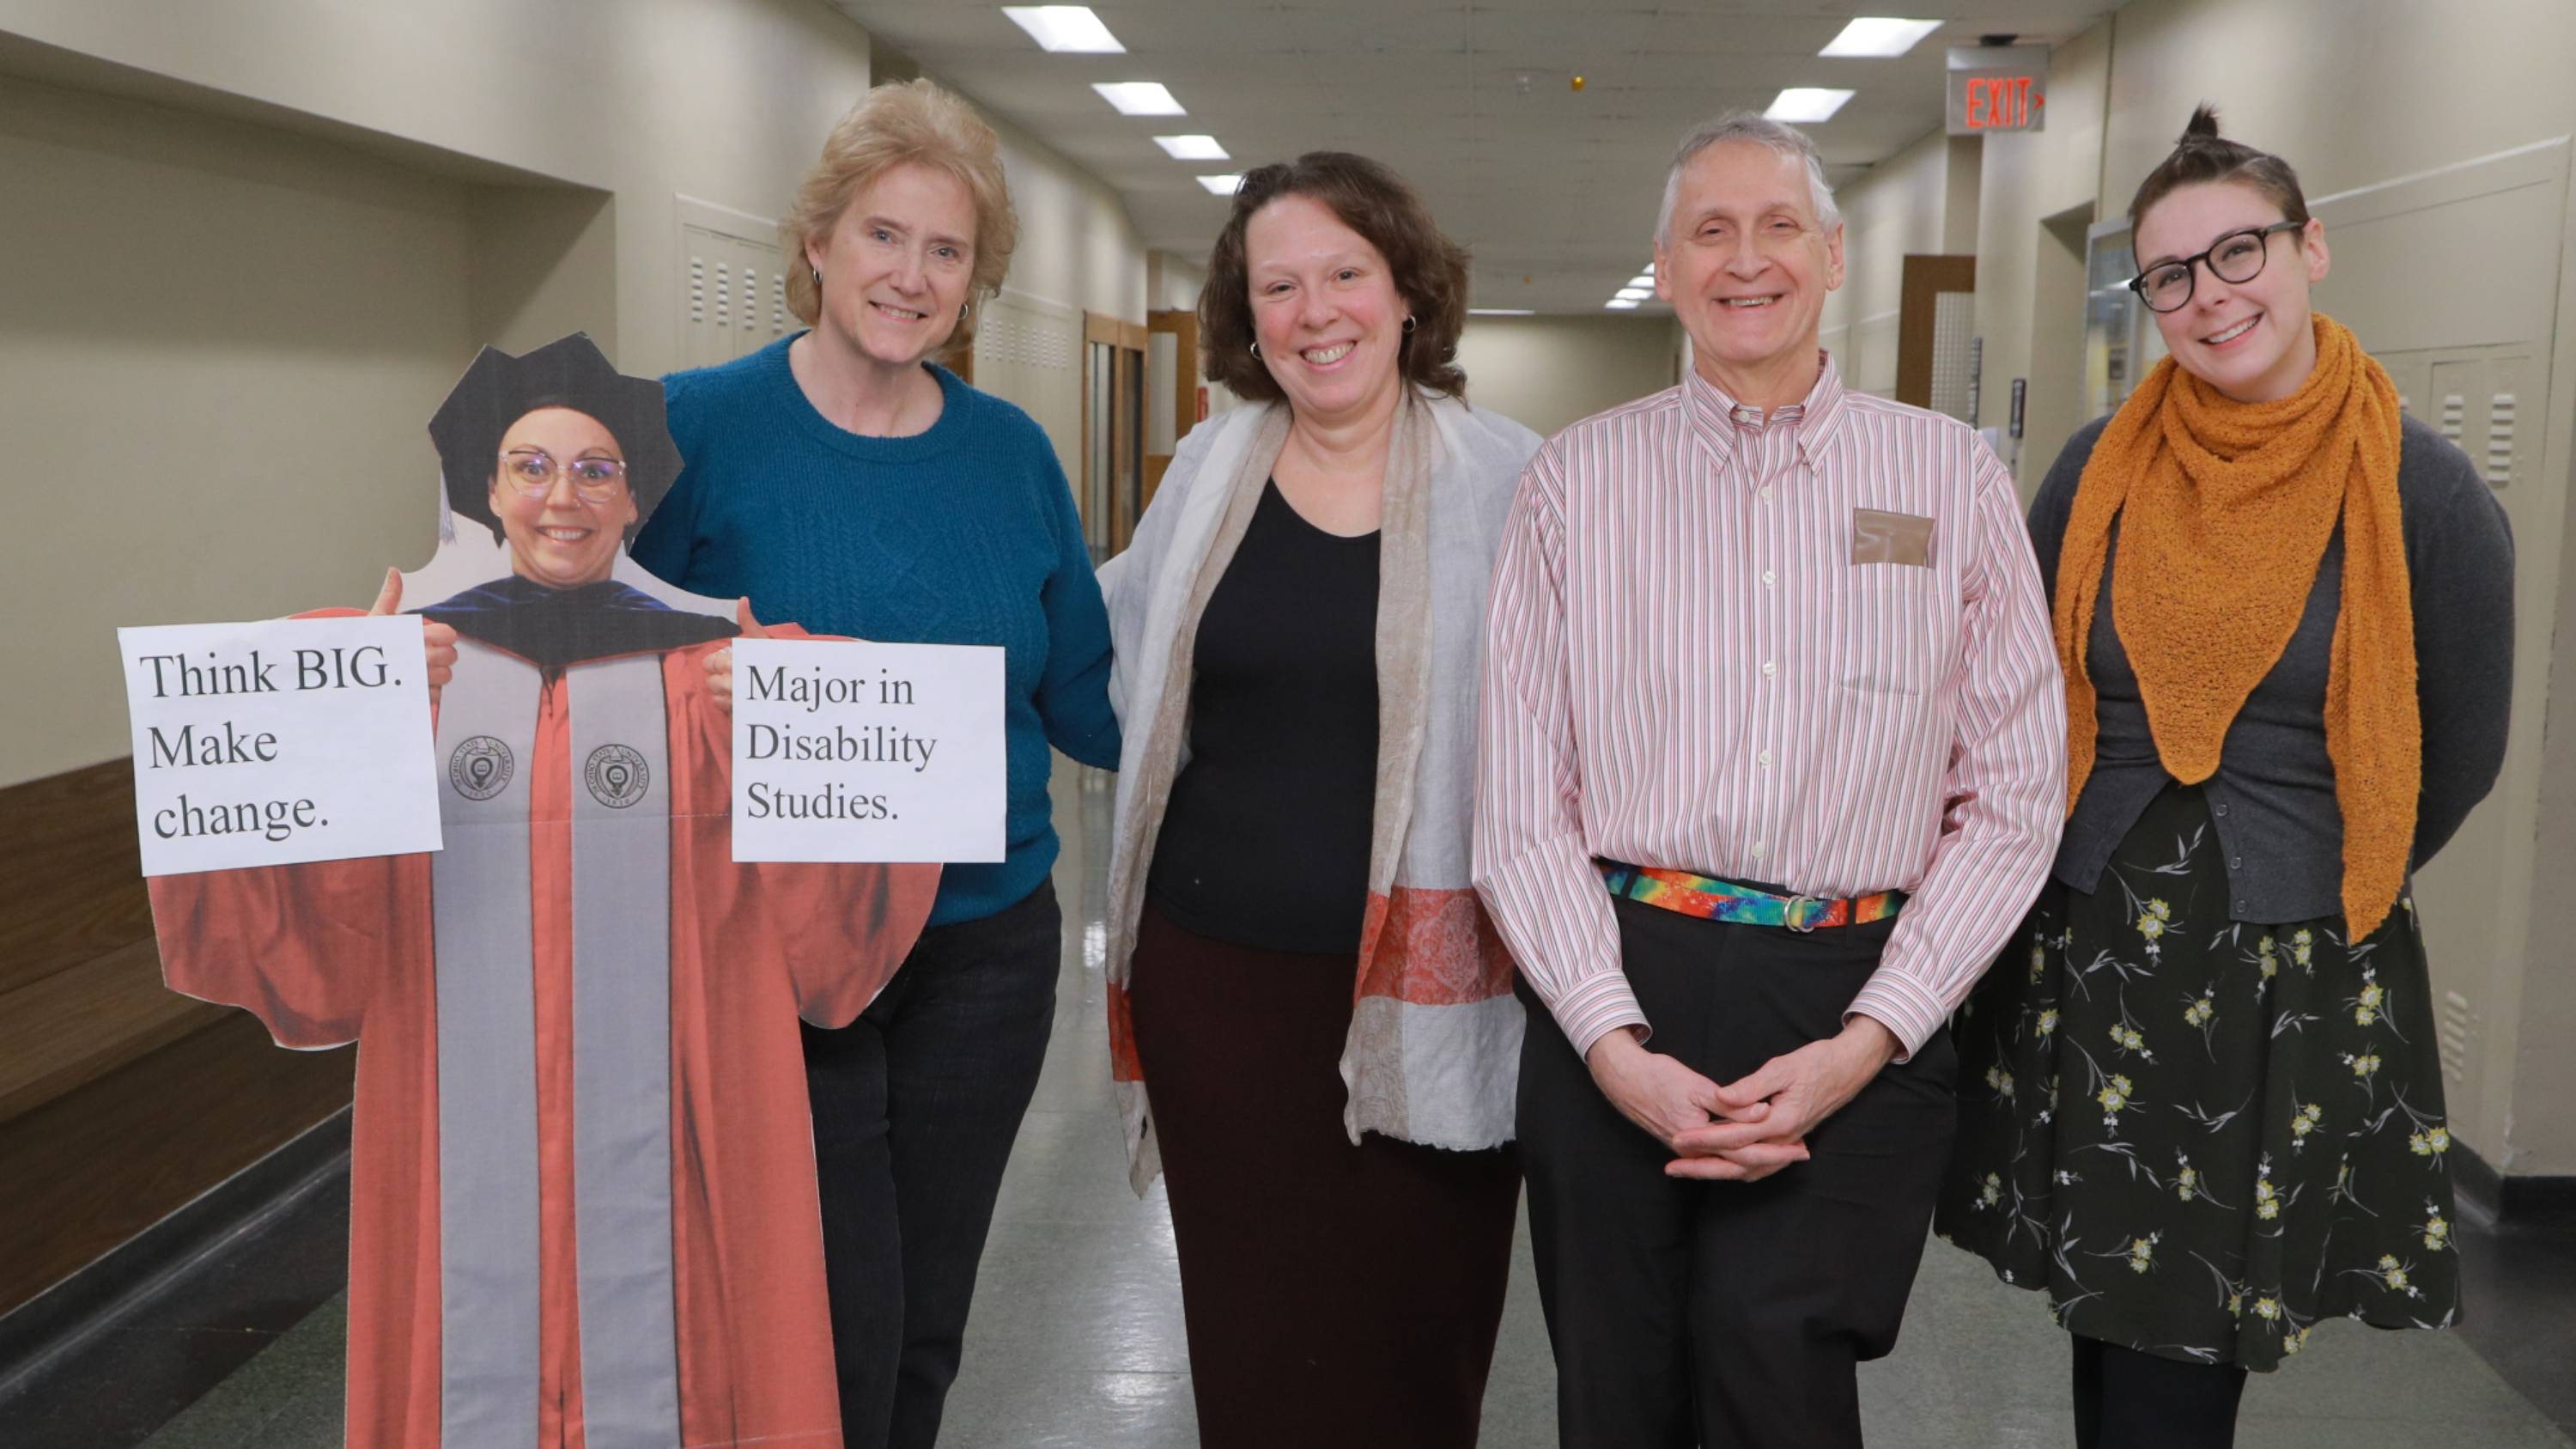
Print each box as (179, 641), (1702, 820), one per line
(992, 128), (1148, 328)
(1971, 21), (2112, 494)
(0, 0), (1157, 788)
(0, 0), (878, 786)
(1820, 128), (1979, 398)
(1148, 249), (1208, 314)
(0, 0), (878, 373)
(0, 76), (481, 785)
(1456, 315), (1680, 438)
(1965, 0), (2576, 1180)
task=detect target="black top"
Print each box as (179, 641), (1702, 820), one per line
(2032, 411), (2515, 923)
(1148, 480), (1382, 954)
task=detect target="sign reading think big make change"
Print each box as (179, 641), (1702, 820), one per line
(118, 616), (442, 876)
(730, 637), (1005, 864)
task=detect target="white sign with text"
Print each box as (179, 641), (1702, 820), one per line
(119, 615), (442, 876)
(729, 637), (1005, 863)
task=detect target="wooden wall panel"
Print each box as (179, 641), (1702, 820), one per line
(0, 760), (152, 998)
(0, 1013), (355, 1317)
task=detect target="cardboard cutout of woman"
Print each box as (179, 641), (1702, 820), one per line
(146, 334), (939, 1449)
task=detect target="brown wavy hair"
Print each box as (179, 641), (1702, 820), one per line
(2128, 104), (2311, 237)
(1200, 152), (1471, 404)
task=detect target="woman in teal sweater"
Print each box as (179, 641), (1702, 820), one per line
(632, 80), (1115, 1449)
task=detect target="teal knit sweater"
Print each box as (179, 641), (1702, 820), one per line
(635, 335), (1119, 927)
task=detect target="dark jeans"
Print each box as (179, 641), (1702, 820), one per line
(2072, 1336), (2248, 1449)
(1516, 896), (1958, 1449)
(803, 880), (1062, 1449)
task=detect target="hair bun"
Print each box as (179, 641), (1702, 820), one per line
(2182, 104), (2223, 143)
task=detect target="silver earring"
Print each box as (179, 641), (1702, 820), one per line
(811, 268), (822, 286)
(1402, 315), (1418, 333)
(1249, 341), (1261, 357)
(960, 302), (970, 320)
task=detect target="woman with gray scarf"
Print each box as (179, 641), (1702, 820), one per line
(1097, 153), (1540, 1448)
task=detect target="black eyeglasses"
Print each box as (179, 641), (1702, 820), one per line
(2127, 221), (2305, 313)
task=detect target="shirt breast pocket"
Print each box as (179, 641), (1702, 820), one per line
(1832, 575), (1945, 697)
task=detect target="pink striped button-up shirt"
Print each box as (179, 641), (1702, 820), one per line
(1473, 354), (2066, 1062)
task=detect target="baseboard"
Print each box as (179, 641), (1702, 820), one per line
(0, 1105), (349, 1398)
(2453, 1138), (2576, 1231)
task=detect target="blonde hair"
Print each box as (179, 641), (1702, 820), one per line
(783, 79), (1018, 357)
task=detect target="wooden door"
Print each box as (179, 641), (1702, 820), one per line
(1894, 253), (1978, 420)
(1080, 312), (1148, 561)
(1145, 308), (1200, 508)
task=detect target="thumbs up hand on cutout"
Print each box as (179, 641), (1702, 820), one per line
(707, 597), (769, 713)
(371, 568), (458, 712)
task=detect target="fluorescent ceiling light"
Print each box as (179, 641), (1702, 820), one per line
(1603, 298), (1643, 310)
(1095, 82), (1184, 116)
(1765, 88), (1856, 123)
(1154, 134), (1229, 161)
(1195, 174), (1242, 195)
(1468, 308), (1535, 316)
(1818, 17), (1941, 58)
(1641, 261), (1654, 274)
(1615, 287), (1654, 301)
(1003, 7), (1124, 53)
(1626, 274), (1656, 288)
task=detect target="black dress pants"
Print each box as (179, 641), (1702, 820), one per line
(802, 880), (1063, 1449)
(1516, 895), (1959, 1449)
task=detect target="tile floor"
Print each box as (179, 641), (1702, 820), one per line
(57, 764), (2576, 1446)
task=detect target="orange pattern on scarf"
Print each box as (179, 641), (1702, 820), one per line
(2056, 314), (2416, 935)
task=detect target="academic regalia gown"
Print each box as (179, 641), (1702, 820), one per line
(147, 578), (939, 1449)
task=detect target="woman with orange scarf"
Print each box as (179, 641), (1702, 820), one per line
(1938, 108), (2513, 1446)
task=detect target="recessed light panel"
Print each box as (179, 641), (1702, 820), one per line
(1095, 82), (1185, 116)
(1765, 88), (1856, 123)
(1002, 7), (1124, 53)
(1615, 287), (1654, 301)
(1604, 298), (1643, 310)
(1196, 174), (1243, 195)
(1818, 18), (1941, 58)
(1154, 135), (1229, 161)
(1468, 308), (1536, 316)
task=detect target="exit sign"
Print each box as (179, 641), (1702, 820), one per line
(1947, 45), (2048, 134)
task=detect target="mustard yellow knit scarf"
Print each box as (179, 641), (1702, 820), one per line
(2057, 314), (2415, 935)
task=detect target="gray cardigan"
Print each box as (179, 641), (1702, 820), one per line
(2032, 411), (2514, 925)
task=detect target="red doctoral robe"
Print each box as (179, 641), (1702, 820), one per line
(149, 606), (937, 1449)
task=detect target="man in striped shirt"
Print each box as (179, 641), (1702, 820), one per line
(1473, 113), (2066, 1447)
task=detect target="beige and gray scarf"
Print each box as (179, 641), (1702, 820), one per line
(1097, 389), (1540, 1192)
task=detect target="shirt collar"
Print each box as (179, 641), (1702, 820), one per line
(1681, 350), (1853, 471)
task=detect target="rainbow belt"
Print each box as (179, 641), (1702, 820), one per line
(1598, 861), (1905, 933)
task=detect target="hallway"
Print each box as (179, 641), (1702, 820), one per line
(88, 764), (2574, 1449)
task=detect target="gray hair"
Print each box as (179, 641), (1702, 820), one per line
(1655, 111), (1841, 246)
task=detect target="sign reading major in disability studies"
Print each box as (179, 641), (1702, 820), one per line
(118, 614), (440, 875)
(729, 636), (1005, 864)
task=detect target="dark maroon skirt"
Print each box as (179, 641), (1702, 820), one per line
(1129, 902), (1522, 1449)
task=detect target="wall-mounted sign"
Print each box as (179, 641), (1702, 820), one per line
(1947, 45), (2048, 134)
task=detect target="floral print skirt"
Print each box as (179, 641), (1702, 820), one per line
(1935, 785), (2459, 1370)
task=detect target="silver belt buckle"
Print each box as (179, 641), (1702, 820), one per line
(1783, 893), (1818, 932)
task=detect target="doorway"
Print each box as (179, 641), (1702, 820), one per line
(1895, 253), (1978, 420)
(1145, 307), (1202, 510)
(1082, 312), (1147, 563)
